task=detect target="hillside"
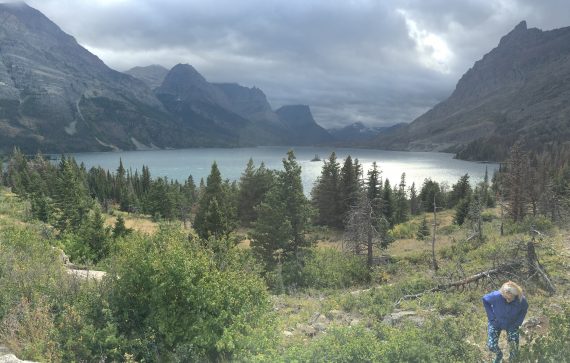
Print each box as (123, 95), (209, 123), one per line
(0, 3), (207, 153)
(0, 185), (568, 361)
(0, 4), (334, 153)
(372, 21), (570, 161)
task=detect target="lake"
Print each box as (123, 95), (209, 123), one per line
(68, 146), (498, 194)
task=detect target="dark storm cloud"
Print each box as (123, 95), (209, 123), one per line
(20, 0), (570, 128)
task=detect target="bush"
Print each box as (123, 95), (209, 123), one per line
(518, 304), (570, 362)
(297, 249), (370, 289)
(504, 215), (554, 235)
(108, 226), (276, 361)
(390, 221), (418, 239)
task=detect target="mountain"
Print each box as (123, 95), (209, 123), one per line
(156, 64), (333, 146)
(0, 3), (332, 153)
(329, 122), (397, 142)
(155, 64), (287, 146)
(124, 65), (169, 89)
(373, 21), (570, 161)
(275, 105), (333, 145)
(212, 83), (281, 125)
(0, 2), (204, 153)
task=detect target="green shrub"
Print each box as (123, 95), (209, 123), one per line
(390, 221), (418, 239)
(297, 249), (370, 289)
(518, 304), (570, 362)
(108, 226), (276, 361)
(504, 215), (554, 235)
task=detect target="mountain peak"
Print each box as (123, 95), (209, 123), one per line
(499, 20), (531, 46)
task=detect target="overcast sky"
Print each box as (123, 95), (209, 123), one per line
(19, 0), (570, 128)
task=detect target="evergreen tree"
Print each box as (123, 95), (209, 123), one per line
(409, 182), (420, 215)
(382, 179), (395, 227)
(194, 162), (235, 239)
(53, 157), (93, 233)
(340, 155), (359, 225)
(416, 215), (430, 240)
(113, 215), (132, 239)
(366, 162), (382, 217)
(312, 152), (342, 227)
(237, 159), (274, 226)
(449, 174), (472, 208)
(394, 173), (409, 224)
(453, 196), (471, 225)
(419, 179), (444, 213)
(80, 205), (111, 262)
(505, 142), (531, 222)
(251, 151), (311, 269)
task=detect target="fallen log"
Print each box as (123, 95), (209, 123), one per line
(395, 262), (522, 305)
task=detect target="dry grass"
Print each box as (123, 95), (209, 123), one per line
(105, 213), (159, 235)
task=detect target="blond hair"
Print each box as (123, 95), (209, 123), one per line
(500, 281), (524, 301)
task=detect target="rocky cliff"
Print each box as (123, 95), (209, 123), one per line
(373, 21), (570, 161)
(276, 105), (333, 145)
(124, 65), (169, 89)
(0, 3), (208, 153)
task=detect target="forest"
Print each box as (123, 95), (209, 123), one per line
(0, 142), (569, 362)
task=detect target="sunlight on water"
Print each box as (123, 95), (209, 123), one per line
(68, 146), (498, 195)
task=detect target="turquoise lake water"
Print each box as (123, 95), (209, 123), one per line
(68, 146), (498, 194)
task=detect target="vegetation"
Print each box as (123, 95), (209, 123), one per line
(0, 144), (568, 362)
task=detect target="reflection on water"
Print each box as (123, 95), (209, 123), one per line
(68, 146), (498, 194)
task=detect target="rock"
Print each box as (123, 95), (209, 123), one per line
(0, 354), (37, 363)
(382, 310), (418, 326)
(314, 322), (328, 332)
(316, 314), (329, 324)
(66, 268), (106, 281)
(522, 317), (543, 329)
(327, 310), (344, 319)
(297, 324), (317, 337)
(282, 330), (294, 337)
(309, 312), (321, 324)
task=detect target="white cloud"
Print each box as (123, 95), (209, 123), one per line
(397, 9), (454, 74)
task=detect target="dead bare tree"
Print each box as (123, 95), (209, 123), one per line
(431, 195), (440, 271)
(344, 192), (390, 269)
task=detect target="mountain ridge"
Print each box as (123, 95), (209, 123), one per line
(371, 21), (570, 161)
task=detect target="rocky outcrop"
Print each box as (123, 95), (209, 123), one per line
(124, 65), (169, 89)
(373, 21), (570, 161)
(276, 105), (333, 145)
(0, 3), (202, 153)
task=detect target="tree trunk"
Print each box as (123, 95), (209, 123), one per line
(367, 228), (373, 269)
(432, 196), (439, 271)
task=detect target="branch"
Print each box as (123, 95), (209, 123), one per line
(394, 262), (522, 305)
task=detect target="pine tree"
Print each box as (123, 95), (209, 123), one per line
(394, 173), (409, 224)
(382, 179), (395, 227)
(453, 196), (471, 225)
(194, 162), (235, 239)
(416, 215), (430, 240)
(251, 150), (311, 268)
(113, 215), (132, 239)
(340, 155), (359, 225)
(505, 142), (531, 222)
(419, 179), (444, 213)
(409, 182), (420, 215)
(53, 157), (93, 233)
(80, 205), (111, 262)
(366, 162), (382, 218)
(449, 174), (472, 208)
(312, 152), (341, 227)
(238, 160), (274, 226)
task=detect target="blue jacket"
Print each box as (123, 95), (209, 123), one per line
(482, 290), (528, 330)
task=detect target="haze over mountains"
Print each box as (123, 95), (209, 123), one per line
(0, 3), (332, 153)
(373, 21), (570, 161)
(1, 2), (570, 161)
